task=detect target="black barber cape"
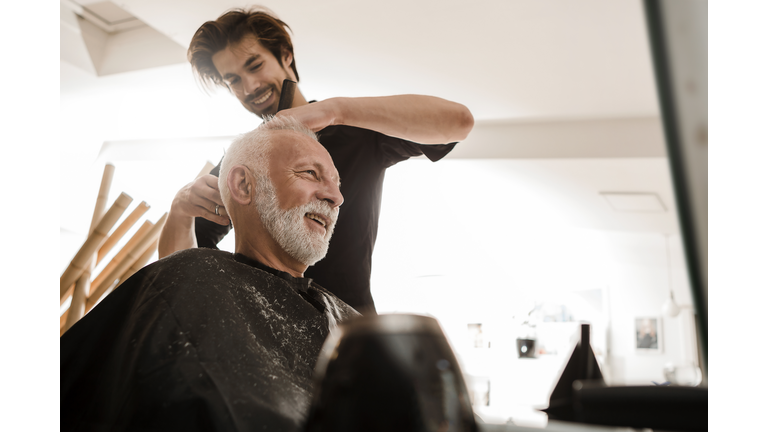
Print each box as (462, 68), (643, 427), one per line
(61, 248), (360, 432)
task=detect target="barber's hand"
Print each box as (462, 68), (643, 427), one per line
(171, 174), (230, 225)
(275, 98), (340, 132)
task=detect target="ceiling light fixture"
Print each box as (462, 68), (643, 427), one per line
(600, 192), (666, 213)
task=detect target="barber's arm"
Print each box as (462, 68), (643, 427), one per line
(158, 175), (230, 258)
(276, 95), (474, 144)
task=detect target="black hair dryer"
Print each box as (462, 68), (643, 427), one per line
(303, 314), (478, 432)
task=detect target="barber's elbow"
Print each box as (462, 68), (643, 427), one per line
(452, 105), (474, 142)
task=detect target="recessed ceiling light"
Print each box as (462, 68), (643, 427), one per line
(600, 192), (666, 213)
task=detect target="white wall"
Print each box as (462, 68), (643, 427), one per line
(369, 159), (698, 423)
(601, 231), (697, 385)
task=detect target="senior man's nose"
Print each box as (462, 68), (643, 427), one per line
(318, 181), (343, 209)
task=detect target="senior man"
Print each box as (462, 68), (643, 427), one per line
(61, 117), (360, 432)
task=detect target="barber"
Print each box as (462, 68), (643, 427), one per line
(159, 8), (474, 315)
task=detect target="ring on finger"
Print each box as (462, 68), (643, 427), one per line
(215, 204), (220, 216)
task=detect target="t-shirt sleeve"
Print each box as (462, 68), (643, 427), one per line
(194, 157), (231, 249)
(375, 132), (457, 168)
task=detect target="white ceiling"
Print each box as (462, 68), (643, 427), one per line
(60, 0), (680, 271)
(64, 0), (659, 121)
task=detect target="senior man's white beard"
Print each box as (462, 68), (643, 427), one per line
(255, 178), (338, 267)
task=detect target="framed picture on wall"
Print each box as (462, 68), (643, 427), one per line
(467, 323), (489, 348)
(635, 317), (663, 354)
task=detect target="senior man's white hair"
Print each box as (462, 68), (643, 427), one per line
(218, 115), (318, 211)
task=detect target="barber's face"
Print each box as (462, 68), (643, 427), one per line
(212, 35), (295, 117)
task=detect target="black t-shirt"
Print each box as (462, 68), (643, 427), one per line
(196, 125), (456, 314)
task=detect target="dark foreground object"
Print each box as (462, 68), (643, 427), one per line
(544, 324), (707, 431)
(572, 381), (707, 432)
(61, 248), (359, 432)
(304, 314), (478, 432)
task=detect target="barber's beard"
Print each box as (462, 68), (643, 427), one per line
(255, 177), (338, 266)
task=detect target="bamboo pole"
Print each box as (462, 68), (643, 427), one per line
(91, 164), (115, 229)
(95, 239), (159, 308)
(91, 220), (153, 290)
(61, 220), (151, 311)
(115, 239), (159, 287)
(60, 192), (133, 300)
(60, 312), (68, 336)
(97, 201), (150, 264)
(64, 275), (90, 332)
(62, 164), (115, 333)
(86, 213), (168, 311)
(61, 283), (74, 306)
(196, 161), (215, 179)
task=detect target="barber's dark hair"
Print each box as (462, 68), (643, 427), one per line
(188, 7), (299, 91)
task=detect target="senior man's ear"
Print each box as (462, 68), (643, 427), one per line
(227, 165), (253, 205)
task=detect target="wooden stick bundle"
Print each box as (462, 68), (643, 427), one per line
(64, 275), (90, 332)
(61, 283), (74, 307)
(60, 192), (133, 300)
(89, 239), (160, 309)
(90, 220), (153, 290)
(97, 201), (150, 264)
(62, 162), (212, 331)
(62, 164), (115, 333)
(86, 213), (168, 311)
(91, 164), (115, 228)
(116, 239), (159, 287)
(60, 219), (152, 315)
